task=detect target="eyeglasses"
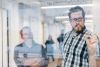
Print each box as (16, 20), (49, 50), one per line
(70, 17), (83, 22)
(22, 32), (32, 35)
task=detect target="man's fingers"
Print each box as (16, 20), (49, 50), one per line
(85, 35), (91, 44)
(85, 34), (93, 49)
(90, 33), (99, 44)
(86, 33), (99, 49)
(85, 35), (90, 46)
(91, 33), (98, 40)
(86, 35), (90, 40)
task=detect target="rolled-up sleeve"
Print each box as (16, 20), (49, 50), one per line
(14, 46), (24, 66)
(39, 58), (48, 67)
(39, 45), (48, 67)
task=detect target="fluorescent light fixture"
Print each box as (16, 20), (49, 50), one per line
(41, 4), (93, 9)
(63, 21), (69, 23)
(85, 20), (93, 22)
(66, 23), (71, 26)
(55, 15), (93, 19)
(62, 20), (93, 23)
(56, 16), (68, 19)
(85, 15), (93, 17)
(66, 23), (93, 26)
(85, 23), (93, 25)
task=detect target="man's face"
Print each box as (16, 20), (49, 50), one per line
(21, 28), (33, 41)
(69, 11), (85, 33)
(48, 35), (52, 40)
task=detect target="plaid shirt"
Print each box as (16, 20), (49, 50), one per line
(62, 28), (100, 67)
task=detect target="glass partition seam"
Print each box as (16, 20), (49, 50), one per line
(0, 0), (3, 66)
(7, 10), (9, 67)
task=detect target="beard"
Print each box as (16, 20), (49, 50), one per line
(73, 25), (85, 34)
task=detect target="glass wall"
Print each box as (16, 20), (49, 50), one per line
(1, 0), (100, 67)
(0, 8), (3, 67)
(2, 0), (43, 67)
(0, 7), (8, 67)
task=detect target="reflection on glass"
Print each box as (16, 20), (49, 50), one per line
(14, 27), (48, 67)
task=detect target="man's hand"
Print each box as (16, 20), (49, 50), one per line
(30, 62), (40, 67)
(86, 33), (99, 56)
(18, 53), (24, 58)
(60, 42), (63, 44)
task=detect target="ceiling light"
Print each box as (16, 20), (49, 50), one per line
(85, 15), (93, 17)
(66, 23), (71, 26)
(62, 20), (93, 23)
(55, 15), (93, 19)
(56, 16), (68, 19)
(85, 20), (93, 22)
(41, 4), (93, 9)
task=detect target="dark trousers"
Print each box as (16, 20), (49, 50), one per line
(47, 55), (55, 61)
(18, 65), (24, 67)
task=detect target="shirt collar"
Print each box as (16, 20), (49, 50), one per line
(71, 26), (87, 37)
(23, 40), (35, 47)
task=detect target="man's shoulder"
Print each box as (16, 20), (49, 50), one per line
(14, 43), (23, 50)
(85, 29), (92, 35)
(15, 43), (23, 47)
(34, 42), (43, 47)
(65, 31), (72, 36)
(34, 43), (44, 51)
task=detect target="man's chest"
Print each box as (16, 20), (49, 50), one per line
(63, 33), (87, 56)
(18, 45), (42, 58)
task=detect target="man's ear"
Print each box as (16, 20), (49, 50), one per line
(21, 35), (23, 39)
(69, 19), (71, 22)
(83, 18), (85, 22)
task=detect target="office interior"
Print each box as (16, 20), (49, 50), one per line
(0, 0), (100, 67)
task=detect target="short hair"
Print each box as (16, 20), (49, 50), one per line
(68, 6), (85, 18)
(20, 26), (31, 36)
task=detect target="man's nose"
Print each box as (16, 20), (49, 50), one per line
(75, 21), (80, 24)
(27, 33), (32, 36)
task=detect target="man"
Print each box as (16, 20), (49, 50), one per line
(61, 6), (100, 67)
(57, 31), (64, 67)
(57, 30), (64, 52)
(14, 26), (48, 67)
(45, 35), (55, 62)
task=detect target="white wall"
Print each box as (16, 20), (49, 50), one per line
(0, 8), (8, 67)
(93, 0), (100, 38)
(2, 9), (8, 67)
(0, 9), (3, 67)
(3, 2), (20, 67)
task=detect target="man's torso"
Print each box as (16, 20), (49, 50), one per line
(62, 29), (91, 67)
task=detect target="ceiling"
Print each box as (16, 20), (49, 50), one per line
(6, 0), (92, 6)
(3, 0), (93, 24)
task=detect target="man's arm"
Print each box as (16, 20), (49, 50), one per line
(14, 46), (24, 66)
(86, 33), (100, 67)
(89, 43), (100, 67)
(40, 45), (48, 67)
(29, 58), (47, 67)
(32, 45), (48, 67)
(31, 62), (41, 67)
